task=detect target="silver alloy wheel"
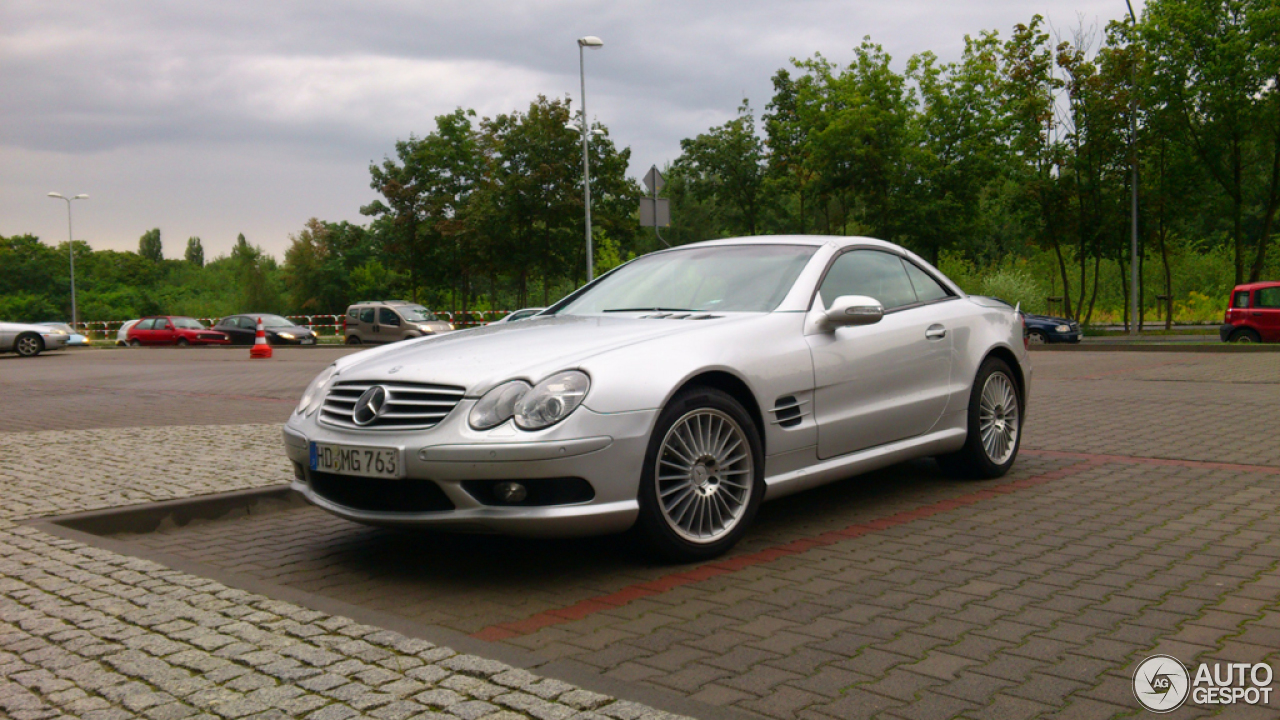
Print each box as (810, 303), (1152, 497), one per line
(1028, 331), (1047, 344)
(656, 408), (754, 544)
(979, 372), (1019, 464)
(16, 334), (41, 357)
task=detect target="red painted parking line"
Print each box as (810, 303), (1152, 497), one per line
(470, 458), (1108, 642)
(1022, 449), (1280, 475)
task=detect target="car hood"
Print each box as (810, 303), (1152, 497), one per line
(332, 313), (750, 395)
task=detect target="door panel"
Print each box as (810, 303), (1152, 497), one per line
(807, 307), (952, 458)
(805, 249), (952, 459)
(1254, 287), (1280, 341)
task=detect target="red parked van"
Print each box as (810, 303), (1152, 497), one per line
(1221, 281), (1280, 343)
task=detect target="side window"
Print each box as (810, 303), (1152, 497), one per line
(359, 308), (375, 323)
(136, 319), (155, 330)
(902, 261), (951, 303)
(819, 250), (919, 311)
(1233, 291), (1251, 309)
(347, 308), (359, 320)
(379, 308), (401, 326)
(1257, 287), (1280, 308)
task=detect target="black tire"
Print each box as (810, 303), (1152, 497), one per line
(937, 357), (1023, 480)
(1027, 330), (1048, 345)
(176, 338), (189, 347)
(15, 332), (43, 357)
(635, 386), (764, 563)
(128, 339), (142, 347)
(345, 336), (362, 345)
(1229, 329), (1261, 343)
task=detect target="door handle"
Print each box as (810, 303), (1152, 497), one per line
(1251, 312), (1263, 316)
(926, 325), (947, 340)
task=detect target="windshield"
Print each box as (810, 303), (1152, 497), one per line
(172, 317), (205, 330)
(256, 315), (293, 328)
(398, 305), (439, 322)
(557, 244), (818, 315)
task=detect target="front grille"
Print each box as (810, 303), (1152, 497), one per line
(320, 380), (465, 431)
(197, 333), (223, 341)
(309, 470), (455, 512)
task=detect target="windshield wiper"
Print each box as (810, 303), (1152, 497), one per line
(602, 307), (693, 313)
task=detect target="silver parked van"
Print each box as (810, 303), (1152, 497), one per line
(343, 301), (453, 344)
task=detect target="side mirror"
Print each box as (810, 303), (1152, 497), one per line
(822, 295), (884, 331)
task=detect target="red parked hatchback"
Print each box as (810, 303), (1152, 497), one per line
(1221, 281), (1280, 343)
(126, 316), (230, 346)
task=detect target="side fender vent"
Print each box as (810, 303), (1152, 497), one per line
(771, 395), (805, 428)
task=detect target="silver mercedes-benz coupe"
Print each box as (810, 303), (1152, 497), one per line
(283, 236), (1030, 561)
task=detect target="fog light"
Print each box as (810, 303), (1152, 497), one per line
(494, 482), (528, 504)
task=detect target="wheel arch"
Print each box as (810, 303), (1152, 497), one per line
(980, 345), (1027, 413)
(672, 370), (767, 456)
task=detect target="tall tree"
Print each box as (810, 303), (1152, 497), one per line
(138, 228), (163, 263)
(185, 237), (204, 267)
(673, 101), (768, 237)
(1143, 0), (1280, 283)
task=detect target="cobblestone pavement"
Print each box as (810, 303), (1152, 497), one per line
(1, 351), (692, 720)
(3, 350), (1280, 719)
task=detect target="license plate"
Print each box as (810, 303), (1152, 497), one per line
(301, 337), (315, 345)
(310, 442), (402, 479)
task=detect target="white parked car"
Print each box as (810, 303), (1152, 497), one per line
(284, 236), (1031, 560)
(116, 319), (141, 346)
(0, 322), (71, 357)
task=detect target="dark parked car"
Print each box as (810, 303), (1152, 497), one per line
(214, 315), (318, 345)
(126, 317), (229, 346)
(982, 298), (1081, 344)
(1023, 312), (1082, 344)
(1221, 281), (1280, 343)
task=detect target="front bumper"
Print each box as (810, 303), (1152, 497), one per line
(42, 334), (70, 351)
(282, 402), (656, 537)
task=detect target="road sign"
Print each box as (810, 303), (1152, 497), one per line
(644, 166), (665, 194)
(639, 197), (670, 227)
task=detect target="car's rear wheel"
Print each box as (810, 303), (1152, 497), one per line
(128, 339), (141, 347)
(1229, 328), (1261, 343)
(1027, 329), (1048, 344)
(937, 357), (1022, 479)
(15, 333), (43, 357)
(636, 387), (764, 562)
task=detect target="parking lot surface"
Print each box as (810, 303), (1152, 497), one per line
(2, 348), (1279, 720)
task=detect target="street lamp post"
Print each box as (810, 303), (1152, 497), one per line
(1125, 0), (1139, 335)
(578, 35), (603, 282)
(47, 192), (89, 328)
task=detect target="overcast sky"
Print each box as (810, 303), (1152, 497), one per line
(2, 1), (1143, 261)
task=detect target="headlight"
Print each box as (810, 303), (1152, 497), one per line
(278, 332), (296, 340)
(1055, 324), (1070, 333)
(418, 324), (434, 333)
(469, 380), (533, 430)
(296, 365), (337, 415)
(514, 371), (590, 430)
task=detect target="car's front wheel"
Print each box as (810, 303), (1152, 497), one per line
(345, 336), (362, 345)
(636, 387), (764, 563)
(1027, 330), (1048, 344)
(176, 338), (189, 347)
(937, 357), (1022, 479)
(15, 333), (43, 357)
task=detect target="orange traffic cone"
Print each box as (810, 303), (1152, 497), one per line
(250, 316), (273, 359)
